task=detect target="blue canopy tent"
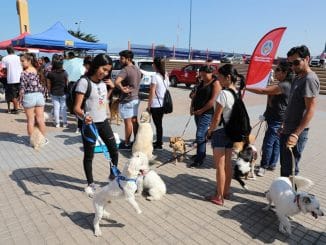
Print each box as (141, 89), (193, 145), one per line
(12, 22), (107, 51)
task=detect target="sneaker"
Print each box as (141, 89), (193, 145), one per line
(75, 128), (81, 134)
(85, 183), (97, 198)
(63, 123), (68, 128)
(267, 166), (276, 171)
(119, 143), (132, 150)
(257, 167), (266, 177)
(189, 162), (203, 168)
(55, 124), (60, 128)
(153, 143), (163, 150)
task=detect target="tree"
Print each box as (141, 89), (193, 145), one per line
(68, 30), (99, 43)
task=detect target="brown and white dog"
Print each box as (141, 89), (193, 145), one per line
(232, 135), (257, 189)
(109, 96), (122, 125)
(169, 137), (186, 164)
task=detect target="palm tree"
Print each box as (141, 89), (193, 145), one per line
(68, 30), (99, 43)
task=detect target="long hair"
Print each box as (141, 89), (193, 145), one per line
(218, 64), (245, 95)
(153, 57), (165, 78)
(86, 54), (112, 77)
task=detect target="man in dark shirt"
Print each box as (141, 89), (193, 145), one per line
(280, 45), (320, 177)
(115, 50), (141, 149)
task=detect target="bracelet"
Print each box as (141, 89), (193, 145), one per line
(290, 133), (299, 140)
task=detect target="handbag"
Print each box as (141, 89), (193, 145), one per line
(155, 76), (173, 114)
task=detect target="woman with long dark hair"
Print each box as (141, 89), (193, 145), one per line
(207, 64), (244, 206)
(147, 57), (169, 149)
(246, 62), (292, 176)
(74, 54), (118, 197)
(19, 53), (47, 144)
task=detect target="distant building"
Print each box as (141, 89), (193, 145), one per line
(16, 0), (30, 34)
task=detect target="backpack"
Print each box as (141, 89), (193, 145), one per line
(155, 77), (173, 114)
(66, 76), (92, 114)
(222, 88), (251, 142)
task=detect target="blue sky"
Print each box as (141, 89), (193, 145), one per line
(1, 0), (326, 57)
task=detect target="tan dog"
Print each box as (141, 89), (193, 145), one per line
(169, 137), (186, 164)
(132, 111), (153, 160)
(30, 127), (46, 150)
(109, 96), (122, 125)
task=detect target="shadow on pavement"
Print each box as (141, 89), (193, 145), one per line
(10, 167), (86, 193)
(61, 211), (124, 231)
(0, 131), (29, 146)
(218, 201), (326, 244)
(55, 134), (82, 145)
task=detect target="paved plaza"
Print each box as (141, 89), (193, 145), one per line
(1, 87), (326, 244)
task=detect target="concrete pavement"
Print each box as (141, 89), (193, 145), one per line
(1, 87), (326, 244)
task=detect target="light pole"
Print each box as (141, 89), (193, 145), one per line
(188, 0), (192, 62)
(75, 20), (83, 33)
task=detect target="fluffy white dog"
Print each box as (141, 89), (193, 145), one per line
(137, 169), (166, 201)
(263, 176), (324, 234)
(93, 152), (149, 237)
(132, 111), (153, 160)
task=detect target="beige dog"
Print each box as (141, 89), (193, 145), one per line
(109, 96), (122, 125)
(30, 127), (46, 150)
(169, 137), (186, 164)
(132, 111), (153, 160)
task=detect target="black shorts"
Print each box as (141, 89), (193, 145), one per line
(5, 83), (20, 102)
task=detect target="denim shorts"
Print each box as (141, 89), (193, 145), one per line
(23, 92), (45, 108)
(211, 128), (233, 149)
(119, 99), (139, 119)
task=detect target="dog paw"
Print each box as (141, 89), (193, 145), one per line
(94, 228), (102, 237)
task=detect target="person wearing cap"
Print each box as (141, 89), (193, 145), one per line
(190, 65), (221, 167)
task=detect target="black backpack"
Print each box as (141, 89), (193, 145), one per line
(155, 78), (173, 114)
(222, 88), (251, 142)
(66, 76), (92, 114)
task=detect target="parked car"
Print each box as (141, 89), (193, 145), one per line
(221, 54), (243, 64)
(244, 55), (251, 64)
(111, 59), (155, 98)
(310, 56), (322, 67)
(169, 63), (219, 87)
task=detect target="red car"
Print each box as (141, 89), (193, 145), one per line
(169, 63), (219, 87)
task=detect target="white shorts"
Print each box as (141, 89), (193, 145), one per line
(119, 99), (139, 119)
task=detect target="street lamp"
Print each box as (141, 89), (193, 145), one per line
(75, 20), (83, 32)
(188, 0), (192, 62)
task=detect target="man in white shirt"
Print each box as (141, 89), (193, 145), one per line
(2, 46), (23, 113)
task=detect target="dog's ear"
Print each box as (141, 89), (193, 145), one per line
(303, 196), (312, 204)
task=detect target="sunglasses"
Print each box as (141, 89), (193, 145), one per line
(288, 58), (304, 66)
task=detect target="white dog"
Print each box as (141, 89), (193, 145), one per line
(132, 111), (153, 160)
(263, 176), (324, 234)
(93, 152), (149, 237)
(137, 169), (166, 201)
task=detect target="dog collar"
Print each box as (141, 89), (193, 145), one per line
(294, 194), (301, 210)
(116, 175), (137, 190)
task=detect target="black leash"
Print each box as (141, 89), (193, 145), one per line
(180, 115), (192, 138)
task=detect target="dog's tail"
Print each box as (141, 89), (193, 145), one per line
(293, 176), (314, 189)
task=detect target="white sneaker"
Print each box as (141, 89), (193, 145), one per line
(75, 128), (81, 134)
(63, 123), (68, 128)
(85, 183), (97, 198)
(257, 167), (266, 177)
(55, 124), (60, 128)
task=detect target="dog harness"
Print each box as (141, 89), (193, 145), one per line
(117, 175), (137, 190)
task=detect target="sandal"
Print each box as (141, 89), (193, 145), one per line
(210, 196), (224, 206)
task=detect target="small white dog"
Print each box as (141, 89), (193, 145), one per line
(92, 152), (149, 237)
(132, 111), (153, 160)
(137, 169), (166, 201)
(263, 176), (324, 234)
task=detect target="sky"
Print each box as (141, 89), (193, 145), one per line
(1, 0), (326, 57)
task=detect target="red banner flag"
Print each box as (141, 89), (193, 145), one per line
(245, 27), (286, 90)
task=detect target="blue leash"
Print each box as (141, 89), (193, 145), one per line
(82, 122), (121, 177)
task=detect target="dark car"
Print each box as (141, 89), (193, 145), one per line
(169, 63), (219, 87)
